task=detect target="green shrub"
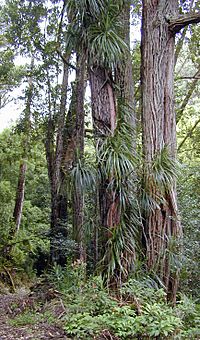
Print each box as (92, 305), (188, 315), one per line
(63, 276), (182, 339)
(46, 268), (200, 339)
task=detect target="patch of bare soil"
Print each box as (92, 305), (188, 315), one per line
(0, 288), (69, 340)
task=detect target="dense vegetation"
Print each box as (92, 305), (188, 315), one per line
(0, 0), (199, 338)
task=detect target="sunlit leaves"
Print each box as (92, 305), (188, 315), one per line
(70, 159), (96, 194)
(65, 0), (128, 67)
(88, 17), (128, 68)
(98, 105), (136, 199)
(2, 0), (47, 54)
(142, 146), (180, 213)
(97, 104), (141, 283)
(66, 0), (105, 22)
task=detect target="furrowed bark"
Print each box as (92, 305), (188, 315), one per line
(169, 12), (200, 34)
(141, 0), (182, 303)
(90, 66), (116, 139)
(89, 66), (118, 260)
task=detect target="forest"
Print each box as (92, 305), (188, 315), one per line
(0, 0), (200, 339)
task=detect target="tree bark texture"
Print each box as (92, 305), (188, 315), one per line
(13, 162), (27, 234)
(89, 66), (118, 259)
(90, 66), (116, 139)
(141, 0), (182, 302)
(60, 52), (87, 262)
(72, 52), (87, 261)
(48, 59), (69, 265)
(169, 12), (200, 34)
(115, 0), (135, 131)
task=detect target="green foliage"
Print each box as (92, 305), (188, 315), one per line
(0, 38), (24, 109)
(142, 146), (180, 214)
(174, 32), (200, 301)
(9, 311), (39, 327)
(97, 105), (141, 283)
(9, 310), (56, 327)
(0, 0), (199, 325)
(2, 0), (47, 55)
(61, 275), (200, 340)
(70, 158), (96, 194)
(88, 15), (128, 68)
(46, 261), (86, 293)
(66, 0), (105, 21)
(65, 0), (128, 67)
(178, 164), (200, 299)
(175, 296), (200, 339)
(0, 129), (50, 276)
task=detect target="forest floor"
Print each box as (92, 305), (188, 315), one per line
(0, 286), (70, 339)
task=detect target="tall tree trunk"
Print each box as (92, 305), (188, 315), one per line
(89, 66), (118, 263)
(141, 1), (200, 302)
(48, 58), (69, 265)
(115, 1), (137, 275)
(4, 161), (27, 259)
(90, 67), (116, 139)
(115, 0), (135, 127)
(13, 162), (27, 233)
(141, 0), (181, 302)
(4, 60), (34, 260)
(60, 52), (87, 261)
(13, 59), (33, 235)
(72, 52), (87, 261)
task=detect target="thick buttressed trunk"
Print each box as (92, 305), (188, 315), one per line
(141, 0), (182, 302)
(89, 66), (118, 263)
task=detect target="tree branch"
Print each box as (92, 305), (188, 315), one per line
(176, 66), (200, 123)
(169, 12), (200, 34)
(56, 49), (77, 70)
(175, 0), (195, 64)
(57, 0), (67, 45)
(178, 118), (200, 151)
(176, 76), (200, 80)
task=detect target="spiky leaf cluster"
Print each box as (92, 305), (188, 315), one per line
(65, 0), (128, 68)
(142, 147), (180, 212)
(97, 105), (141, 283)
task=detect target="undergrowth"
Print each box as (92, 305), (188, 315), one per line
(8, 310), (56, 327)
(44, 263), (200, 340)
